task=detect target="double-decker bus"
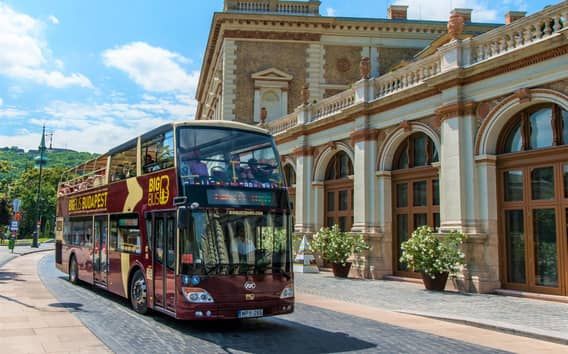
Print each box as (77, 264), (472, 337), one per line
(55, 121), (294, 320)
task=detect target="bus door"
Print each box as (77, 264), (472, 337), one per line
(153, 212), (176, 311)
(93, 215), (108, 286)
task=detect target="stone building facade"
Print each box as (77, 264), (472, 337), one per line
(196, 0), (568, 298)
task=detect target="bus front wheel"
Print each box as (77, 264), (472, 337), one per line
(130, 270), (148, 315)
(69, 256), (79, 284)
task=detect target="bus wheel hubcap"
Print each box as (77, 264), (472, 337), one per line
(133, 278), (146, 306)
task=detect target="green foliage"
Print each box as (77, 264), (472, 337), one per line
(399, 226), (466, 278)
(0, 146), (97, 238)
(310, 224), (368, 266)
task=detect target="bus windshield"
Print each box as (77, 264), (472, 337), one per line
(180, 210), (292, 276)
(177, 127), (284, 189)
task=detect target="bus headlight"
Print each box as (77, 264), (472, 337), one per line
(280, 285), (294, 299)
(182, 287), (215, 303)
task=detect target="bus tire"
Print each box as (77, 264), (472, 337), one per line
(69, 256), (79, 284)
(130, 270), (148, 315)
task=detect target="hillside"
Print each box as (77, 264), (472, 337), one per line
(0, 146), (98, 189)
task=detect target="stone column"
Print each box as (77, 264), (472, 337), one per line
(221, 39), (237, 120)
(375, 170), (393, 278)
(351, 127), (379, 234)
(253, 88), (261, 122)
(293, 145), (315, 233)
(437, 101), (479, 233)
(473, 155), (501, 292)
(437, 100), (499, 293)
(312, 181), (325, 232)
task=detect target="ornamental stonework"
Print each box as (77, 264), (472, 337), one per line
(234, 41), (307, 122)
(417, 116), (441, 134)
(336, 57), (351, 73)
(475, 94), (508, 127)
(378, 47), (421, 74)
(324, 45), (362, 85)
(542, 79), (568, 95)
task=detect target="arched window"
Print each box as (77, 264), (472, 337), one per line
(324, 151), (354, 232)
(497, 103), (568, 295)
(500, 104), (568, 153)
(325, 151), (353, 180)
(283, 164), (296, 186)
(391, 132), (440, 277)
(394, 133), (439, 170)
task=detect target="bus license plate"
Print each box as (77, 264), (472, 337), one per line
(237, 309), (263, 318)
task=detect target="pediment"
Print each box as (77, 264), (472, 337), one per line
(251, 68), (293, 81)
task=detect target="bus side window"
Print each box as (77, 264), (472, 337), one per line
(145, 215), (152, 253)
(109, 219), (118, 251)
(141, 130), (174, 175)
(156, 218), (164, 263)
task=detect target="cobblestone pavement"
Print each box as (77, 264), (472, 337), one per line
(0, 243), (54, 267)
(38, 255), (507, 354)
(295, 272), (568, 342)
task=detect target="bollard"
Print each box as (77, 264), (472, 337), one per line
(8, 237), (15, 253)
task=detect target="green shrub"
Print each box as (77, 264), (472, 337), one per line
(310, 224), (368, 266)
(399, 226), (466, 278)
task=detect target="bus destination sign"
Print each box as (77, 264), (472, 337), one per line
(206, 189), (275, 207)
(68, 190), (108, 214)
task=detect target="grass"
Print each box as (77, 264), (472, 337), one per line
(0, 237), (54, 247)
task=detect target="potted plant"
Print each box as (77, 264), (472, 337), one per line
(399, 226), (466, 291)
(310, 224), (368, 278)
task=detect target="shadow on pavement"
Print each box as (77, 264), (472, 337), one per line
(0, 271), (25, 284)
(49, 302), (86, 312)
(67, 277), (376, 353)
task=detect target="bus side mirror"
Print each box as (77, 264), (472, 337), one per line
(177, 207), (190, 230)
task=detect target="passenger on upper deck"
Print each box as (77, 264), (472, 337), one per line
(143, 154), (160, 173)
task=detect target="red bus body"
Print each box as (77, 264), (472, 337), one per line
(55, 121), (294, 320)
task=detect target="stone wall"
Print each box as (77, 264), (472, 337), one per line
(378, 47), (422, 74)
(324, 45), (362, 85)
(234, 41), (308, 123)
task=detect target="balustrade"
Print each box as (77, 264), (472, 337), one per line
(470, 2), (567, 64)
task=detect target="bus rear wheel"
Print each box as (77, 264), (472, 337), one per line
(69, 256), (79, 284)
(130, 270), (148, 315)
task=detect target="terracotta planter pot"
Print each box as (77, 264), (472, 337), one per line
(421, 272), (449, 291)
(332, 262), (352, 278)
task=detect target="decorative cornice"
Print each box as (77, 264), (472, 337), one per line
(350, 128), (379, 144)
(435, 101), (477, 121)
(292, 146), (315, 157)
(463, 44), (568, 86)
(224, 30), (321, 41)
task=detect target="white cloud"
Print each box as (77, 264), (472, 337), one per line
(0, 3), (92, 88)
(48, 15), (59, 25)
(0, 107), (27, 118)
(102, 42), (199, 94)
(0, 97), (3, 106)
(394, 0), (499, 22)
(326, 7), (337, 17)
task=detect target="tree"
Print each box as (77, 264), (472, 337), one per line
(11, 166), (65, 238)
(0, 199), (10, 226)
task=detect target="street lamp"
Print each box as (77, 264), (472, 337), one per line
(33, 125), (48, 248)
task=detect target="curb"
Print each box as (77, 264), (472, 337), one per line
(398, 310), (568, 346)
(0, 247), (54, 269)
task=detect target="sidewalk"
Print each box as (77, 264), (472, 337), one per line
(0, 243), (55, 268)
(295, 271), (568, 345)
(0, 252), (109, 353)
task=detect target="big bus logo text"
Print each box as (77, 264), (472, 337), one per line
(68, 191), (108, 213)
(148, 175), (170, 206)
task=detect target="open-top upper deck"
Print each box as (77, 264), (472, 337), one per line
(58, 121), (271, 197)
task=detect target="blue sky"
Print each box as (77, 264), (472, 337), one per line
(0, 0), (556, 153)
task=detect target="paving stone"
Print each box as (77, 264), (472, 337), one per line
(38, 254), (507, 354)
(294, 272), (568, 342)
